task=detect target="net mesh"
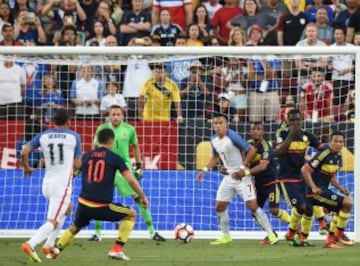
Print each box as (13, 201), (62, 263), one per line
(0, 50), (355, 238)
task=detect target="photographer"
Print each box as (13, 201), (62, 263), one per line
(14, 10), (46, 45)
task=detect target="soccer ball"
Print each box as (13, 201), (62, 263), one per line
(174, 223), (194, 243)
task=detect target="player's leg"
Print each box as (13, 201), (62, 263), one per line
(210, 176), (234, 245)
(88, 220), (102, 241)
(269, 183), (291, 224)
(313, 205), (329, 235)
(114, 172), (165, 241)
(298, 203), (314, 246)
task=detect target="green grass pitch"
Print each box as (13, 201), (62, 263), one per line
(1, 238), (360, 266)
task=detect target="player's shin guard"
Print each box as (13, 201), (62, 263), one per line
(277, 209), (291, 223)
(217, 210), (230, 236)
(329, 215), (338, 233)
(252, 207), (273, 234)
(56, 229), (75, 250)
(117, 217), (135, 243)
(135, 199), (155, 235)
(300, 214), (313, 241)
(337, 211), (350, 230)
(289, 207), (302, 231)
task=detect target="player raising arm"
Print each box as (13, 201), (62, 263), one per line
(197, 114), (278, 245)
(53, 128), (149, 261)
(20, 109), (82, 263)
(301, 131), (355, 248)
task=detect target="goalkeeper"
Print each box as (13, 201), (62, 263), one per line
(88, 104), (165, 242)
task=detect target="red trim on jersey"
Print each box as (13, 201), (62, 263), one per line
(78, 196), (108, 207)
(304, 163), (314, 172)
(279, 178), (303, 183)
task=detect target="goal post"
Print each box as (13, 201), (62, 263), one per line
(0, 46), (358, 241)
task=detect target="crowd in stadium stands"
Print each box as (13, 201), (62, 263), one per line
(0, 0), (358, 123)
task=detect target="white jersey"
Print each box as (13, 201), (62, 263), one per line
(28, 128), (82, 187)
(211, 129), (250, 174)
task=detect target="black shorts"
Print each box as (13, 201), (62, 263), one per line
(256, 182), (280, 209)
(279, 181), (306, 208)
(305, 188), (345, 213)
(74, 202), (131, 229)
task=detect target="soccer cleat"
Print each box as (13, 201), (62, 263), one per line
(41, 247), (59, 259)
(210, 235), (232, 245)
(108, 244), (130, 260)
(336, 235), (355, 246)
(319, 226), (330, 235)
(297, 240), (315, 247)
(267, 232), (279, 245)
(152, 232), (166, 242)
(88, 234), (102, 242)
(21, 242), (42, 263)
(259, 236), (270, 245)
(285, 232), (300, 246)
(324, 242), (343, 249)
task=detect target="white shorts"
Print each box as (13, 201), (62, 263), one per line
(42, 182), (72, 222)
(216, 175), (256, 202)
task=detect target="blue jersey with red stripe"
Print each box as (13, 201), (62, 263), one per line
(80, 147), (130, 204)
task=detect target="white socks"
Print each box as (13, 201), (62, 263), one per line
(28, 221), (55, 248)
(252, 207), (273, 234)
(217, 210), (230, 236)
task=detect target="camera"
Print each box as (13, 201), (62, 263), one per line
(24, 12), (35, 24)
(134, 38), (144, 45)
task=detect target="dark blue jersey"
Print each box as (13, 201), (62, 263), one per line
(305, 148), (342, 189)
(248, 138), (278, 186)
(276, 126), (322, 181)
(80, 147), (130, 203)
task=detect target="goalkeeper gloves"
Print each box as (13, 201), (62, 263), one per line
(134, 162), (143, 181)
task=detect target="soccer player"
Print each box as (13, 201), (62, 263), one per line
(196, 114), (278, 245)
(247, 122), (291, 244)
(276, 108), (323, 246)
(20, 109), (82, 263)
(301, 131), (354, 248)
(54, 128), (149, 260)
(89, 104), (165, 241)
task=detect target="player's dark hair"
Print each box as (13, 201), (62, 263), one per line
(251, 121), (263, 128)
(330, 131), (344, 140)
(53, 109), (70, 126)
(287, 108), (301, 118)
(213, 113), (228, 122)
(97, 128), (114, 144)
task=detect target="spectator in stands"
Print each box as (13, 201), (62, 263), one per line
(85, 20), (107, 46)
(70, 64), (103, 119)
(205, 34), (221, 45)
(0, 2), (15, 42)
(277, 0), (308, 46)
(230, 0), (277, 45)
(247, 54), (281, 122)
(38, 74), (65, 123)
(228, 26), (246, 46)
(180, 60), (212, 118)
(353, 32), (360, 45)
(279, 94), (296, 121)
(52, 12), (85, 45)
(204, 0), (223, 19)
(295, 23), (328, 89)
(42, 0), (87, 35)
(138, 62), (183, 123)
(103, 35), (122, 83)
(0, 23), (23, 45)
(300, 7), (334, 45)
(305, 0), (334, 24)
(344, 88), (355, 123)
(245, 23), (265, 45)
(346, 4), (360, 42)
(0, 56), (26, 119)
(152, 0), (193, 30)
(207, 92), (239, 123)
(84, 0), (117, 38)
(330, 0), (347, 20)
(334, 0), (357, 28)
(175, 34), (187, 46)
(151, 8), (183, 46)
(212, 0), (243, 45)
(300, 67), (334, 123)
(15, 115), (45, 168)
(221, 57), (247, 121)
(100, 82), (127, 117)
(186, 24), (204, 46)
(119, 0), (151, 46)
(193, 4), (215, 39)
(14, 10), (46, 45)
(330, 26), (354, 106)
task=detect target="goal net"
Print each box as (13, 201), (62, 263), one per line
(0, 46), (358, 241)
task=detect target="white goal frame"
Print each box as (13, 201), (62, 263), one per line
(0, 46), (358, 241)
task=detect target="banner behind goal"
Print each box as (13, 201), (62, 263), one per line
(0, 47), (358, 241)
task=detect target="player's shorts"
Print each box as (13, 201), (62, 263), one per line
(114, 170), (136, 197)
(256, 182), (280, 209)
(305, 188), (345, 213)
(74, 201), (131, 229)
(279, 180), (306, 208)
(216, 175), (256, 202)
(42, 182), (72, 222)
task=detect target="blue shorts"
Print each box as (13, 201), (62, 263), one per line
(256, 182), (280, 209)
(305, 188), (345, 212)
(279, 181), (306, 208)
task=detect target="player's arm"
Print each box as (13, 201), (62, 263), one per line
(301, 163), (321, 195)
(123, 170), (149, 208)
(330, 174), (349, 196)
(20, 144), (34, 177)
(132, 143), (143, 180)
(196, 155), (220, 182)
(276, 126), (299, 155)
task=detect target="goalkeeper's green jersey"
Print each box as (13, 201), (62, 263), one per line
(93, 122), (138, 167)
